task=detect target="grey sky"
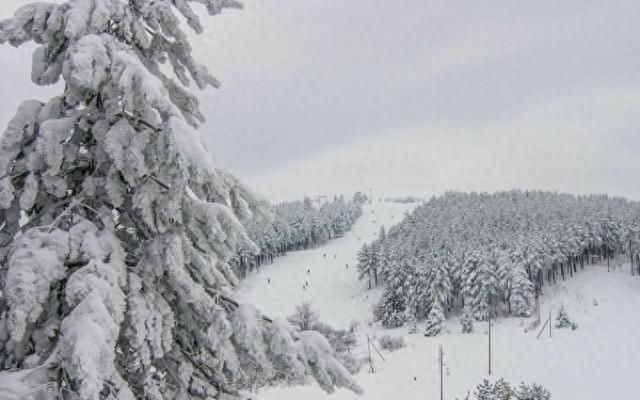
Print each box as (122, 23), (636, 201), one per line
(1, 1), (640, 201)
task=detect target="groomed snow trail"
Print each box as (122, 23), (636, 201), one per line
(235, 201), (416, 328)
(235, 201), (640, 400)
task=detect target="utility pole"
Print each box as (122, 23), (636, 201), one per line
(438, 345), (444, 400)
(367, 335), (374, 373)
(488, 313), (492, 375)
(535, 288), (541, 325)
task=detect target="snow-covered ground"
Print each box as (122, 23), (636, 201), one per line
(236, 201), (640, 400)
(236, 201), (415, 329)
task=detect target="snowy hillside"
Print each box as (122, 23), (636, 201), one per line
(236, 201), (416, 328)
(236, 201), (640, 400)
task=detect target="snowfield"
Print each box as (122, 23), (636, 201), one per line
(236, 201), (640, 400)
(236, 201), (415, 329)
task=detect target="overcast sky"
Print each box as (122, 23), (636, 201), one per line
(1, 1), (640, 202)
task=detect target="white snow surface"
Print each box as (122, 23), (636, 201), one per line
(236, 201), (640, 400)
(236, 202), (414, 329)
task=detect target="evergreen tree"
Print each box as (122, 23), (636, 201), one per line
(428, 251), (452, 310)
(460, 307), (475, 334)
(463, 250), (498, 320)
(379, 225), (386, 241)
(528, 383), (551, 400)
(474, 378), (495, 400)
(0, 1), (361, 398)
(376, 256), (415, 328)
(555, 304), (575, 329)
(357, 243), (379, 289)
(493, 378), (513, 400)
(514, 382), (551, 400)
(363, 190), (640, 330)
(424, 302), (446, 337)
(509, 264), (534, 317)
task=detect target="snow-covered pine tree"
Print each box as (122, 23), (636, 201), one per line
(509, 263), (534, 317)
(0, 1), (361, 399)
(357, 243), (379, 289)
(474, 378), (494, 400)
(493, 378), (513, 400)
(375, 255), (415, 328)
(514, 382), (551, 400)
(378, 225), (386, 241)
(527, 383), (551, 400)
(423, 302), (446, 337)
(460, 306), (474, 334)
(555, 304), (575, 329)
(428, 251), (452, 309)
(424, 251), (451, 336)
(463, 249), (498, 320)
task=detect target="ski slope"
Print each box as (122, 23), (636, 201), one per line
(235, 201), (640, 400)
(235, 201), (416, 329)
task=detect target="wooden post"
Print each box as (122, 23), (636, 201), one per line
(535, 289), (541, 325)
(488, 313), (492, 375)
(367, 335), (374, 373)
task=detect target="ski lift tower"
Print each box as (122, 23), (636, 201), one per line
(313, 195), (327, 207)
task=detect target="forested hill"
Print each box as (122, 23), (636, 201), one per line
(232, 194), (365, 278)
(356, 190), (640, 334)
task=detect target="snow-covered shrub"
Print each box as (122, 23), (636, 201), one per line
(377, 334), (405, 351)
(318, 327), (362, 373)
(286, 305), (363, 376)
(460, 307), (475, 333)
(555, 304), (576, 329)
(287, 301), (320, 331)
(312, 321), (357, 354)
(514, 382), (551, 400)
(336, 352), (364, 375)
(471, 379), (550, 400)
